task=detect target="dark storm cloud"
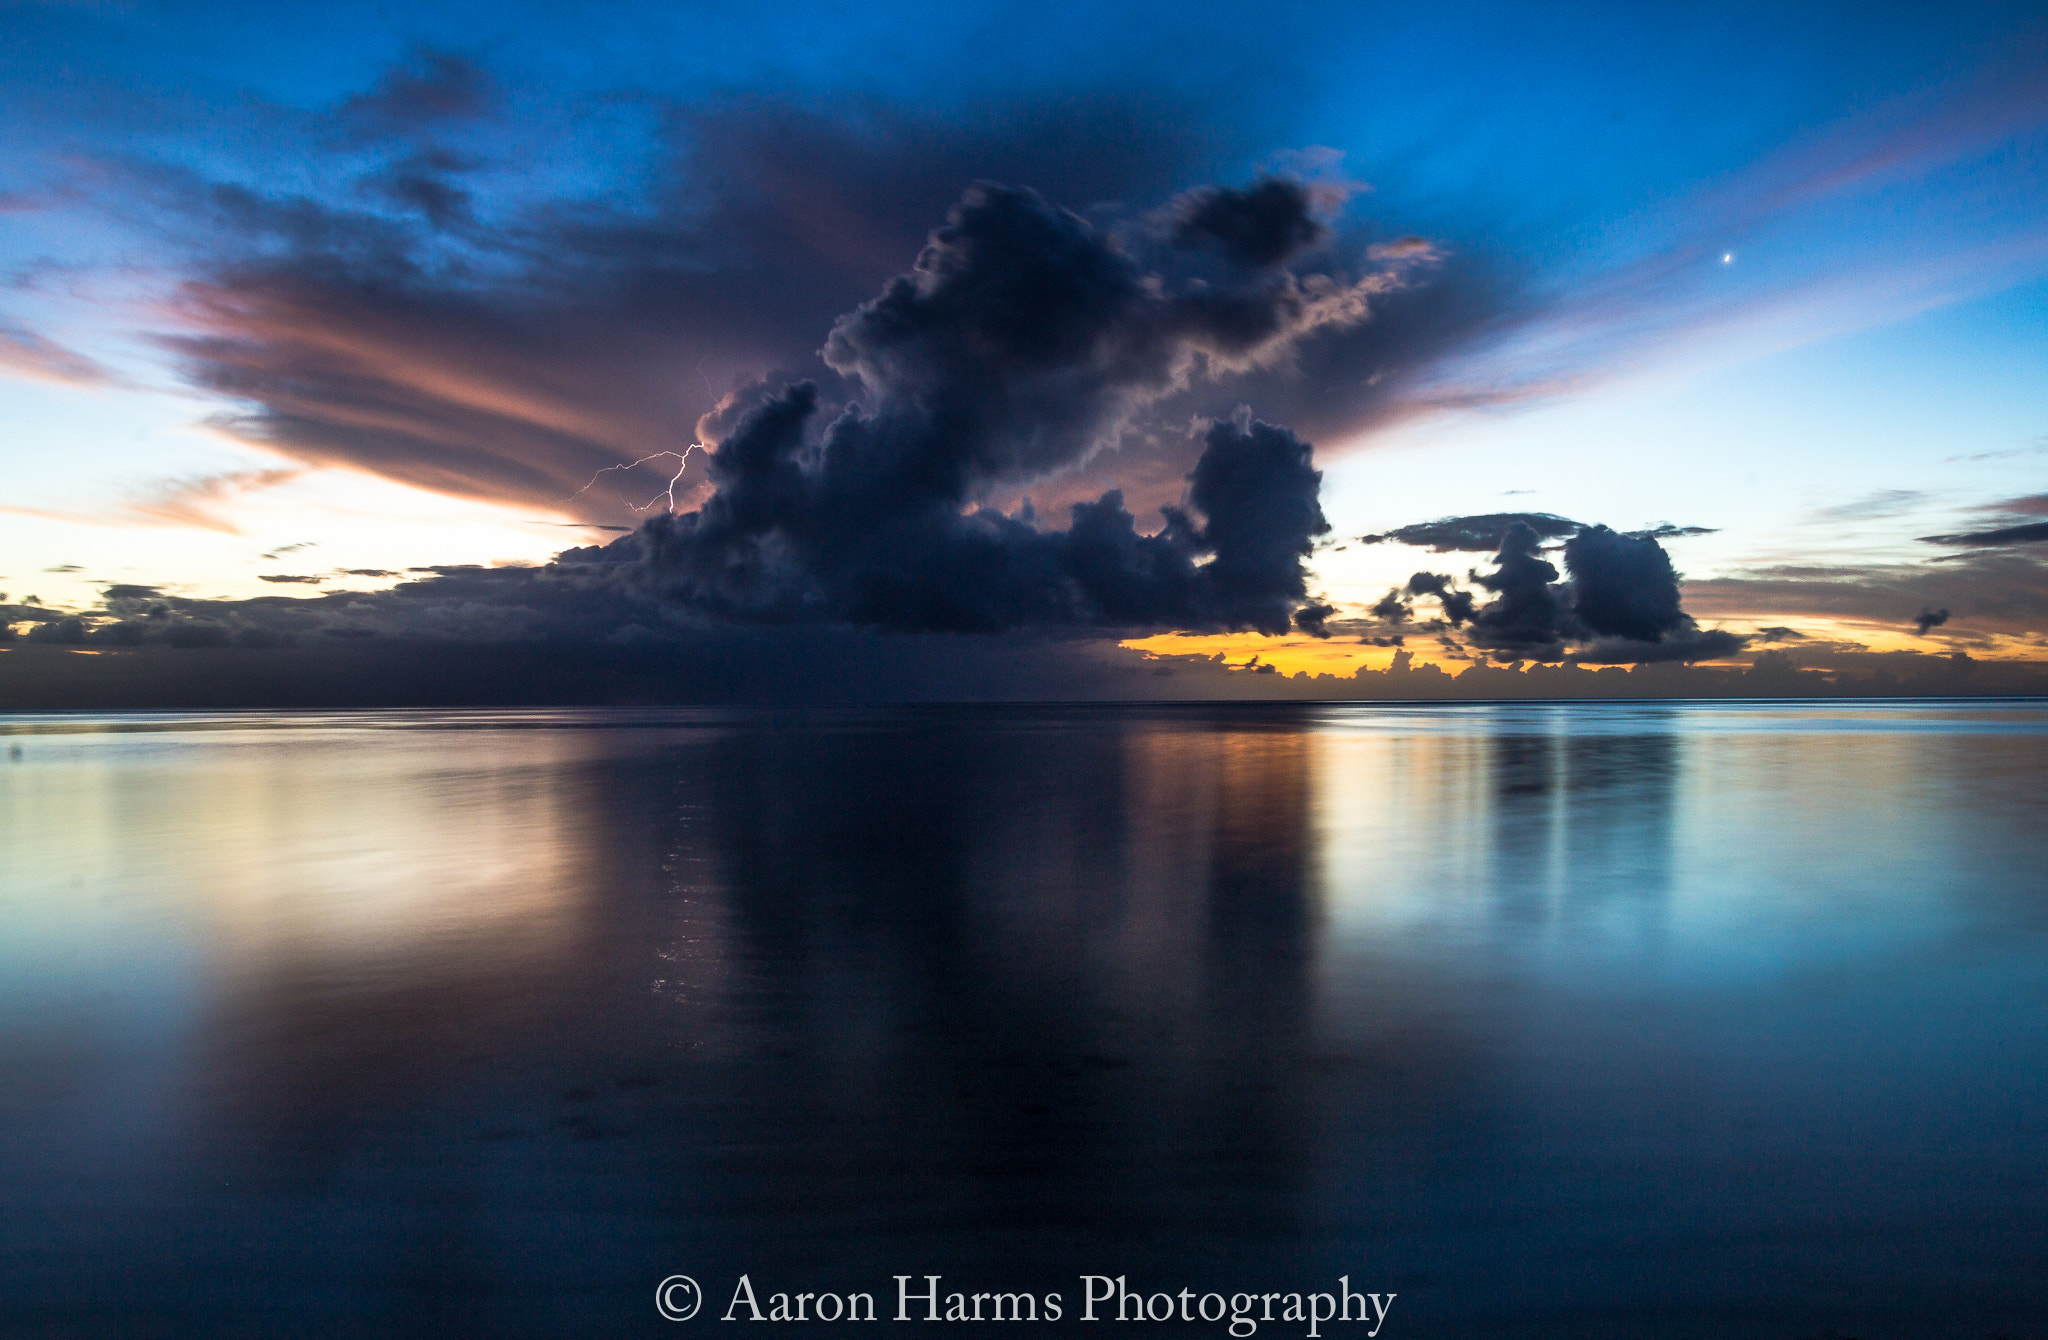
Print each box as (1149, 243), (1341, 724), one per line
(1435, 520), (1742, 663)
(122, 44), (1500, 528)
(629, 386), (1328, 634)
(1467, 521), (1574, 654)
(1565, 524), (1682, 642)
(569, 175), (1379, 637)
(151, 95), (1269, 521)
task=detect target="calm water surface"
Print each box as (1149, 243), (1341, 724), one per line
(2, 702), (2044, 1338)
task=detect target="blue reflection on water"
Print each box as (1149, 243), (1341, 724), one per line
(1, 702), (2044, 1337)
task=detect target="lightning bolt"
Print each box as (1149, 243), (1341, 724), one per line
(565, 445), (704, 515)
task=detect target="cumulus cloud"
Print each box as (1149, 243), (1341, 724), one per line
(102, 59), (1498, 531)
(1386, 519), (1741, 663)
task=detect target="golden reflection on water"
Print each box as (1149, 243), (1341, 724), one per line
(0, 722), (618, 1024)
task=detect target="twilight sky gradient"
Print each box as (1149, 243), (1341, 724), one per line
(2, 0), (2045, 701)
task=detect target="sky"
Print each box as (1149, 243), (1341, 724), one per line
(2, 0), (2045, 703)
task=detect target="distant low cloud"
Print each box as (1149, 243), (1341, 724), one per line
(1919, 520), (2048, 548)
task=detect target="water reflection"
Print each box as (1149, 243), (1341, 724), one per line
(1, 704), (2045, 1337)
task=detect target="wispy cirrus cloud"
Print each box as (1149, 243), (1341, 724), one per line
(0, 467), (301, 533)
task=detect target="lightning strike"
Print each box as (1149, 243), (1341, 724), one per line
(565, 446), (704, 514)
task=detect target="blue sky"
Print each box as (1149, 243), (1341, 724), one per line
(3, 0), (2045, 677)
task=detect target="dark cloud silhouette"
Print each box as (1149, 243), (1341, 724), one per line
(1439, 520), (1742, 663)
(1404, 571), (1476, 625)
(1468, 521), (1574, 655)
(1568, 629), (1749, 664)
(1914, 606), (1951, 635)
(1368, 588), (1410, 622)
(124, 52), (1500, 529)
(1173, 178), (1326, 269)
(1360, 512), (1714, 553)
(1293, 602), (1336, 638)
(1565, 524), (1682, 641)
(629, 387), (1328, 634)
(1919, 520), (2048, 547)
(1363, 512), (1581, 552)
(556, 179), (1357, 636)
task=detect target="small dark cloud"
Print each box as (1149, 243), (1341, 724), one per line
(1404, 571), (1475, 625)
(1913, 606), (1951, 635)
(335, 50), (492, 141)
(43, 564), (82, 573)
(1755, 626), (1806, 642)
(259, 541), (315, 560)
(339, 569), (398, 578)
(1919, 520), (2048, 547)
(1368, 588), (1410, 622)
(1629, 524), (1716, 541)
(1293, 601), (1336, 638)
(1172, 177), (1326, 269)
(258, 574), (323, 584)
(1362, 512), (1581, 552)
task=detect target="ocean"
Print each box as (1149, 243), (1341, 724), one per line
(3, 702), (2044, 1337)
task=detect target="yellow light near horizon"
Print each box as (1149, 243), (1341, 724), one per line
(1120, 632), (1409, 678)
